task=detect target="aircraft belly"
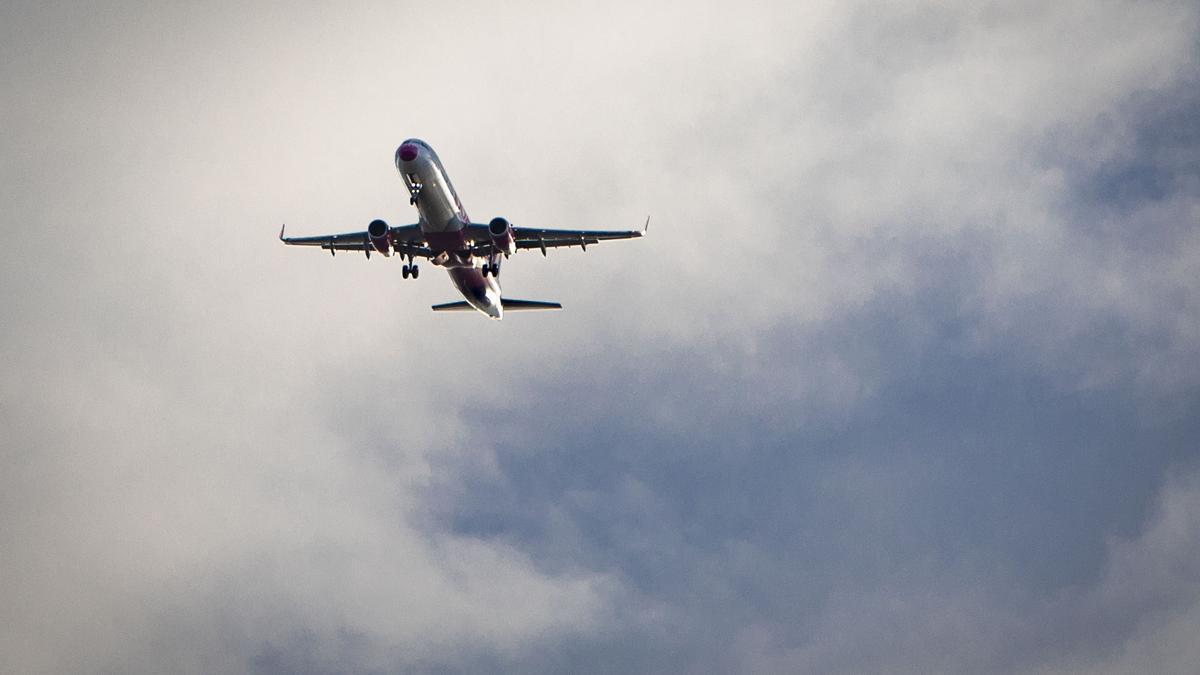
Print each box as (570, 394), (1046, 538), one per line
(424, 229), (469, 252)
(409, 159), (465, 233)
(420, 198), (460, 232)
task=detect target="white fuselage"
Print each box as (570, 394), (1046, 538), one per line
(395, 139), (503, 319)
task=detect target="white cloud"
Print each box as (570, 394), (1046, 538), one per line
(2, 1), (1198, 672)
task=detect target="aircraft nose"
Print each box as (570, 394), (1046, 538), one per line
(398, 143), (419, 162)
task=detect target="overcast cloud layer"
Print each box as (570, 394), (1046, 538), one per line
(2, 1), (1199, 673)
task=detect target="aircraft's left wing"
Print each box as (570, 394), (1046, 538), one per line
(279, 223), (432, 258)
(464, 218), (648, 256)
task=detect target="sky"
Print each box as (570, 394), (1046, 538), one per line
(2, 1), (1199, 673)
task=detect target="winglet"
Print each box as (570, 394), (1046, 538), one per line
(279, 224), (287, 241)
(642, 215), (650, 234)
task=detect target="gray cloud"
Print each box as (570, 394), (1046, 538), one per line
(2, 1), (1199, 673)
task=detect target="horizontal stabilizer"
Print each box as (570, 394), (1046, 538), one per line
(430, 301), (473, 312)
(430, 298), (563, 313)
(501, 298), (562, 311)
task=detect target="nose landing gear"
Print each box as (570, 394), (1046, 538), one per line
(407, 177), (423, 206)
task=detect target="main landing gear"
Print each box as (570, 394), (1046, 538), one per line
(402, 263), (419, 279)
(481, 263), (500, 278)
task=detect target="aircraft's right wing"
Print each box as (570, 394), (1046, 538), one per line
(463, 218), (648, 257)
(511, 218), (647, 255)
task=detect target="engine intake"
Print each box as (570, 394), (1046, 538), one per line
(488, 217), (516, 256)
(367, 219), (392, 256)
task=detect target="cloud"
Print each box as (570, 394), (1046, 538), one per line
(2, 1), (1198, 673)
(722, 469), (1200, 675)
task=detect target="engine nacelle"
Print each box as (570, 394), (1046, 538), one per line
(367, 219), (392, 256)
(488, 217), (516, 256)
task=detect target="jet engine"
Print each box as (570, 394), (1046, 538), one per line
(367, 219), (392, 256)
(488, 217), (516, 256)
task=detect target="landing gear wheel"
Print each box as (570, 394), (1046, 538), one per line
(411, 265), (419, 279)
(410, 196), (418, 206)
(481, 264), (490, 277)
(402, 265), (410, 279)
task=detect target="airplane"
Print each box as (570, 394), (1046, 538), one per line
(280, 138), (646, 320)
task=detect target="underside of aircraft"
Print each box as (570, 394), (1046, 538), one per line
(280, 138), (646, 319)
